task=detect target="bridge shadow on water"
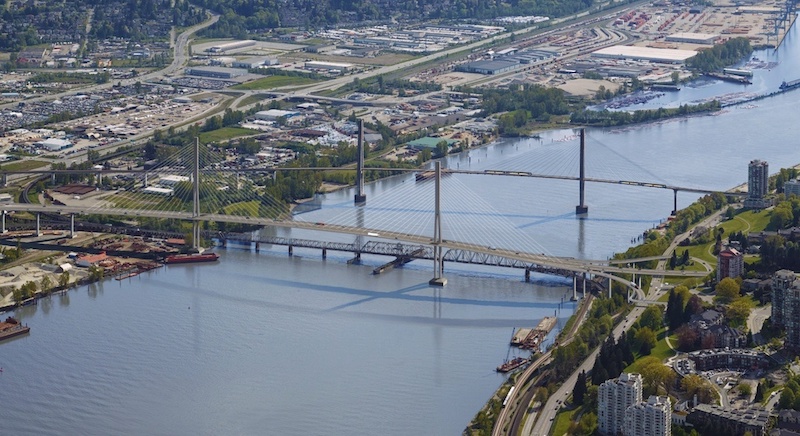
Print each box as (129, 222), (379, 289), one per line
(151, 271), (563, 327)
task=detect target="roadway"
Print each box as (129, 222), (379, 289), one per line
(0, 202), (707, 281)
(527, 206), (732, 435)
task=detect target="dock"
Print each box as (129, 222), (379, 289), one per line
(510, 316), (557, 350)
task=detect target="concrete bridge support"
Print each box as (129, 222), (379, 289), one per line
(429, 162), (447, 286)
(70, 214), (75, 238)
(1, 211), (6, 234)
(525, 268), (531, 282)
(254, 242), (260, 252)
(354, 119), (366, 204)
(575, 128), (588, 215)
(672, 189), (678, 216)
(36, 213), (40, 237)
(288, 245), (293, 256)
(322, 248), (327, 259)
(582, 274), (586, 298)
(51, 173), (56, 185)
(144, 172), (148, 188)
(571, 276), (578, 301)
(1, 173), (6, 187)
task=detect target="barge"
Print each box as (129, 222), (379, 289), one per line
(510, 316), (557, 350)
(780, 79), (800, 91)
(496, 357), (529, 373)
(164, 253), (220, 264)
(0, 317), (30, 342)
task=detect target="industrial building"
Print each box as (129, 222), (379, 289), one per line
(36, 137), (72, 151)
(456, 59), (519, 75)
(206, 40), (256, 53)
(158, 175), (190, 186)
(304, 61), (353, 72)
(665, 32), (719, 45)
(185, 66), (248, 79)
(254, 109), (301, 121)
(598, 373), (643, 436)
(591, 45), (698, 64)
(231, 57), (279, 69)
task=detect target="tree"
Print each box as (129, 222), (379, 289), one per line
(681, 374), (717, 404)
(40, 275), (52, 295)
(639, 305), (664, 332)
(671, 71), (680, 84)
(59, 271), (70, 288)
(573, 370), (587, 405)
(715, 277), (740, 303)
(780, 388), (795, 409)
(737, 382), (752, 397)
(726, 299), (752, 328)
(676, 324), (699, 350)
(635, 327), (657, 355)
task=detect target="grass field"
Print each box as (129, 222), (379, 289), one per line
(550, 407), (579, 436)
(673, 209), (773, 265)
(1, 160), (50, 171)
(230, 76), (318, 90)
(625, 328), (676, 373)
(198, 127), (257, 143)
(223, 200), (261, 216)
(237, 94), (270, 108)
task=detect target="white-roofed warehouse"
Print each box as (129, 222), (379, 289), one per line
(592, 46), (698, 64)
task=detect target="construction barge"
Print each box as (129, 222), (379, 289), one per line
(164, 253), (219, 264)
(510, 316), (557, 350)
(496, 357), (529, 373)
(0, 317), (30, 342)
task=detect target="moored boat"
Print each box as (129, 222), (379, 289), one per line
(0, 316), (30, 342)
(164, 253), (220, 264)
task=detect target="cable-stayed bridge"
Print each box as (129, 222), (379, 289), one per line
(0, 128), (732, 289)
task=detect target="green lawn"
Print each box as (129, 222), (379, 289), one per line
(550, 407), (579, 436)
(222, 200), (261, 216)
(675, 209), (773, 266)
(198, 127), (257, 143)
(0, 160), (49, 171)
(625, 328), (676, 373)
(237, 94), (270, 108)
(230, 75), (318, 90)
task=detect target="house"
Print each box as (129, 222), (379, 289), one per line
(76, 252), (108, 267)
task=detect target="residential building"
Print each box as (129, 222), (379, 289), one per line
(786, 178), (800, 198)
(687, 404), (770, 436)
(717, 247), (743, 281)
(624, 395), (671, 436)
(745, 159), (772, 208)
(772, 270), (800, 348)
(687, 348), (770, 371)
(599, 373), (643, 436)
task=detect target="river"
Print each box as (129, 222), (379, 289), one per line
(2, 23), (800, 436)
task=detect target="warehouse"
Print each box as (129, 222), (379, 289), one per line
(304, 61), (353, 72)
(185, 66), (248, 79)
(666, 32), (719, 45)
(456, 59), (519, 75)
(231, 57), (279, 69)
(591, 45), (698, 64)
(207, 40), (256, 53)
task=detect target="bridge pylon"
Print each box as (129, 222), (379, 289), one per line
(192, 138), (201, 251)
(354, 119), (367, 204)
(575, 128), (588, 215)
(429, 161), (447, 287)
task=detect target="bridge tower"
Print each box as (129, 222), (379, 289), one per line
(192, 138), (201, 251)
(672, 189), (678, 216)
(429, 161), (447, 286)
(354, 119), (367, 204)
(575, 128), (588, 215)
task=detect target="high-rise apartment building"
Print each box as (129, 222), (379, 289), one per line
(717, 247), (743, 282)
(598, 373), (643, 435)
(623, 395), (672, 436)
(745, 160), (771, 208)
(772, 270), (800, 348)
(785, 178), (800, 198)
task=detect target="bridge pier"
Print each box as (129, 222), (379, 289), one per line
(525, 268), (531, 282)
(144, 172), (148, 188)
(583, 275), (587, 298)
(575, 128), (589, 216)
(1, 210), (6, 234)
(608, 276), (612, 299)
(1, 173), (6, 187)
(322, 248), (327, 259)
(70, 214), (75, 238)
(35, 213), (40, 237)
(288, 245), (293, 256)
(672, 189), (678, 216)
(571, 276), (578, 301)
(220, 239), (227, 248)
(51, 173), (56, 185)
(255, 242), (260, 252)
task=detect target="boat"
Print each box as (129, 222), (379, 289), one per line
(780, 79), (800, 90)
(0, 316), (30, 342)
(496, 356), (529, 373)
(164, 253), (220, 264)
